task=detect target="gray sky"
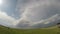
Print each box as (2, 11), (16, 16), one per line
(0, 0), (60, 28)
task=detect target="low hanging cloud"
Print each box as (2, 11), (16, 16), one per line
(15, 0), (60, 28)
(0, 0), (60, 29)
(0, 11), (17, 27)
(16, 14), (60, 28)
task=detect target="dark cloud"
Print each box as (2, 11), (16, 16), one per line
(15, 0), (60, 28)
(0, 0), (60, 29)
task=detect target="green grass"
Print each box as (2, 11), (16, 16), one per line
(0, 26), (60, 34)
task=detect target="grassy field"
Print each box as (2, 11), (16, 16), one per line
(0, 26), (60, 34)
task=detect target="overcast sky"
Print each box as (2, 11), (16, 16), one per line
(0, 0), (60, 29)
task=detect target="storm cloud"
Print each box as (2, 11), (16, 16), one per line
(0, 0), (60, 29)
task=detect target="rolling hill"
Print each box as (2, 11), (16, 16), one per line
(0, 25), (60, 34)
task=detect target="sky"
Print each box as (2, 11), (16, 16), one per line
(0, 0), (60, 29)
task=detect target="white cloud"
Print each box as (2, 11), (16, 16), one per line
(0, 11), (17, 26)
